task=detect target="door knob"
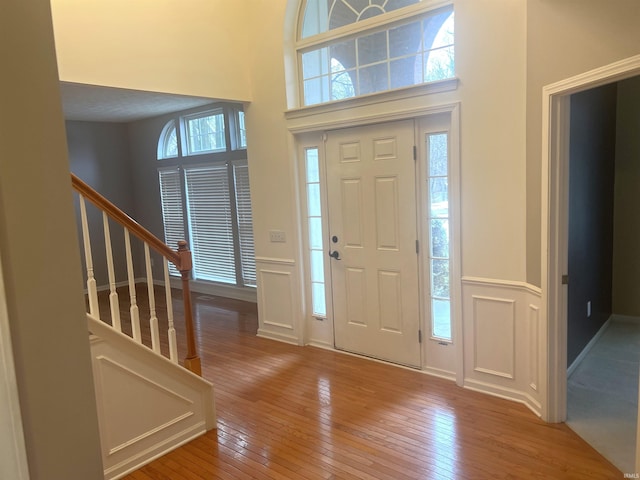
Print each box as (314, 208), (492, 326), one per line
(328, 250), (341, 260)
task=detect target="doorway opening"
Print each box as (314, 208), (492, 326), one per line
(543, 54), (640, 472)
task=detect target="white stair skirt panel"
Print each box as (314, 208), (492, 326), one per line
(87, 315), (216, 480)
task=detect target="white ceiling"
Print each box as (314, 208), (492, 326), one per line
(59, 82), (216, 123)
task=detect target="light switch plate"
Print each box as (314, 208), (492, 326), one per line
(269, 230), (286, 242)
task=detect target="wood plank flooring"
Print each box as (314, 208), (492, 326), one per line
(103, 287), (623, 479)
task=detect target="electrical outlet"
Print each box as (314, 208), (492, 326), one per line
(269, 230), (286, 243)
(587, 300), (591, 317)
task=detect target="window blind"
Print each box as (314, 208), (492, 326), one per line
(158, 167), (185, 276)
(233, 162), (256, 286)
(184, 165), (236, 284)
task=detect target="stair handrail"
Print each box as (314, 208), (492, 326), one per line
(71, 173), (201, 376)
(72, 174), (180, 265)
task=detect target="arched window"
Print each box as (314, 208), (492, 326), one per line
(298, 0), (454, 106)
(157, 120), (178, 159)
(155, 106), (256, 289)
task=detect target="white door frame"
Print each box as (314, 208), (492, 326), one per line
(289, 101), (462, 383)
(0, 255), (30, 479)
(542, 54), (640, 423)
(416, 112), (463, 384)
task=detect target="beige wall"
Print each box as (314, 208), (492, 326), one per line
(456, 0), (527, 281)
(51, 0), (530, 282)
(240, 0), (530, 348)
(0, 0), (103, 478)
(245, 1), (298, 264)
(246, 0), (530, 281)
(613, 76), (640, 315)
(48, 0), (640, 289)
(51, 0), (253, 101)
(45, 0), (640, 422)
(526, 0), (640, 286)
(51, 0), (531, 341)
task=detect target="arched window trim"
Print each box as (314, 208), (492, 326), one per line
(294, 0), (455, 108)
(157, 120), (178, 159)
(297, 7), (452, 56)
(157, 104), (247, 161)
(297, 1), (433, 46)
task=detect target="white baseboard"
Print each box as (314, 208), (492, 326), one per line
(107, 425), (206, 480)
(305, 340), (334, 350)
(88, 279), (143, 294)
(168, 277), (257, 303)
(567, 315), (612, 378)
(89, 277), (257, 304)
(463, 378), (542, 418)
(610, 314), (640, 324)
(305, 342), (457, 382)
(256, 329), (300, 345)
(423, 366), (456, 382)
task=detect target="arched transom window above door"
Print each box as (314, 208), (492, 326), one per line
(297, 0), (455, 106)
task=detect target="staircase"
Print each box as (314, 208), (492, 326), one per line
(72, 174), (216, 479)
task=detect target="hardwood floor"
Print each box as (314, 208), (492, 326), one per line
(107, 288), (622, 479)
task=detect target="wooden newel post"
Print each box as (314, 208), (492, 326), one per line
(177, 240), (201, 376)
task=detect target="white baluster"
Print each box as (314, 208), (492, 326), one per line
(145, 243), (160, 354)
(124, 228), (141, 343)
(103, 212), (121, 331)
(164, 260), (178, 364)
(79, 195), (99, 318)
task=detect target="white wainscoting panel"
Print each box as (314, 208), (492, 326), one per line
(88, 315), (216, 480)
(256, 257), (301, 345)
(528, 304), (540, 391)
(472, 295), (515, 379)
(462, 277), (543, 416)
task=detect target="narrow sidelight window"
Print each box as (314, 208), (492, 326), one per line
(305, 147), (326, 317)
(427, 133), (451, 340)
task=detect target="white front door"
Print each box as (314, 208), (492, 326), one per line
(325, 119), (421, 367)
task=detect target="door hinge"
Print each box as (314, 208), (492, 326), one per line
(562, 274), (569, 285)
(413, 145), (417, 161)
(418, 329), (423, 343)
(415, 240), (419, 254)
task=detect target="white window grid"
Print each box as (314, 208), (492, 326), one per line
(183, 109), (227, 155)
(298, 3), (454, 106)
(427, 132), (451, 341)
(304, 147), (327, 318)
